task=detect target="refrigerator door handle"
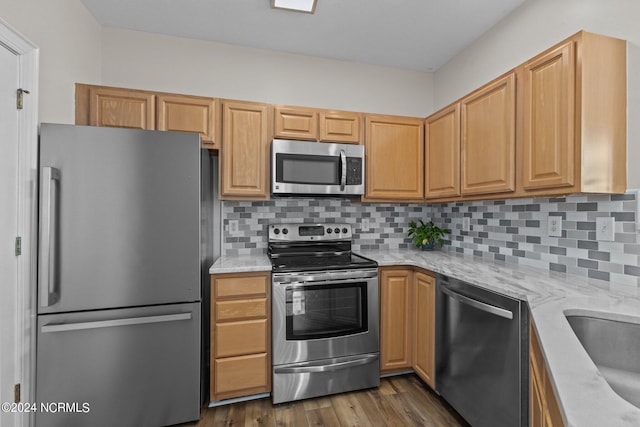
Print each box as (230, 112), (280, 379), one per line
(41, 312), (192, 333)
(38, 166), (60, 307)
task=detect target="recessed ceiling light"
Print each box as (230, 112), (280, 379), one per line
(272, 0), (317, 14)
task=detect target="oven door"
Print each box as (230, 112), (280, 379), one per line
(272, 269), (379, 365)
(271, 139), (364, 196)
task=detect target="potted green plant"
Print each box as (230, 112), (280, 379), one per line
(408, 220), (450, 250)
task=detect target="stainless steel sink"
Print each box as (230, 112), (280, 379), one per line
(566, 315), (640, 409)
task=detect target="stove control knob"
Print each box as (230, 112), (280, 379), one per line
(342, 227), (348, 234)
(326, 228), (332, 233)
(273, 228), (280, 235)
(334, 227), (340, 234)
(282, 228), (289, 235)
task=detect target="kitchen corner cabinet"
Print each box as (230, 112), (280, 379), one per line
(220, 100), (271, 200)
(274, 105), (362, 143)
(412, 270), (436, 388)
(75, 84), (219, 147)
(364, 115), (424, 201)
(530, 322), (565, 427)
(425, 104), (460, 199)
(379, 266), (436, 384)
(518, 31), (626, 196)
(210, 272), (271, 402)
(380, 268), (413, 373)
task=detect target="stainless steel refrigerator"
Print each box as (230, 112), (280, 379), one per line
(35, 124), (214, 427)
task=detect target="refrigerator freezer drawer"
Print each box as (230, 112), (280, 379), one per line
(36, 303), (201, 427)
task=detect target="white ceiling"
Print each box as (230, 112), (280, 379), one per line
(80, 0), (526, 72)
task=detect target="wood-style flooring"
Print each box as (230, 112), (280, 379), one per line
(181, 374), (469, 427)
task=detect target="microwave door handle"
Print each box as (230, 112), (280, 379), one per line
(339, 150), (346, 191)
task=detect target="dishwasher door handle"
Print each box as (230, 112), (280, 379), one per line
(441, 286), (513, 319)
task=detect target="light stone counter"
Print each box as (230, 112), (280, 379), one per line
(208, 254), (271, 274)
(360, 248), (640, 427)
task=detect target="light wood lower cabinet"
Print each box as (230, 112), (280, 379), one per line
(210, 272), (271, 402)
(379, 266), (436, 387)
(413, 271), (436, 388)
(530, 321), (565, 427)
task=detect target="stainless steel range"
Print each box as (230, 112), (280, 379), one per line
(268, 223), (380, 404)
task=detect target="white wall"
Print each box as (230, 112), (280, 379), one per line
(434, 0), (640, 188)
(101, 28), (433, 117)
(0, 0), (102, 123)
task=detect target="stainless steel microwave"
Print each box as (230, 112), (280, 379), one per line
(271, 139), (365, 196)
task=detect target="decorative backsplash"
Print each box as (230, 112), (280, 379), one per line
(221, 192), (640, 287)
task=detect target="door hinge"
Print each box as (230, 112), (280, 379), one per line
(15, 236), (21, 256)
(14, 384), (20, 403)
(16, 88), (30, 110)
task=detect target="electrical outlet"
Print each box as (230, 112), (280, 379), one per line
(228, 220), (239, 234)
(596, 217), (615, 241)
(361, 218), (370, 232)
(547, 216), (562, 237)
(462, 217), (471, 232)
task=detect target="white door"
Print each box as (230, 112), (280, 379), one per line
(0, 42), (20, 427)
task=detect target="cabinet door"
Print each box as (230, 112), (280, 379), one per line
(413, 271), (435, 388)
(380, 268), (413, 373)
(530, 360), (544, 427)
(157, 94), (218, 147)
(521, 40), (575, 190)
(365, 115), (424, 200)
(461, 73), (516, 195)
(425, 104), (460, 199)
(319, 111), (361, 143)
(221, 101), (271, 199)
(89, 86), (155, 130)
(274, 106), (318, 140)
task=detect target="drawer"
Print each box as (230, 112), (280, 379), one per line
(215, 298), (267, 322)
(214, 353), (269, 396)
(215, 319), (267, 357)
(212, 273), (268, 299)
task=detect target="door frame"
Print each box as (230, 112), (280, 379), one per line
(0, 17), (39, 427)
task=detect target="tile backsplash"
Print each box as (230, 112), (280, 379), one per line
(221, 192), (640, 286)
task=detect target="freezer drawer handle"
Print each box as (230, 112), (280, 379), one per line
(41, 312), (192, 333)
(38, 166), (60, 307)
(441, 286), (513, 319)
(274, 354), (378, 374)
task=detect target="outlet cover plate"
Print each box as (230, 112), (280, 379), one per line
(548, 216), (562, 237)
(596, 217), (615, 241)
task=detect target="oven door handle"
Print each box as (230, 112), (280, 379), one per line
(274, 354), (378, 374)
(274, 269), (378, 284)
(441, 286), (513, 320)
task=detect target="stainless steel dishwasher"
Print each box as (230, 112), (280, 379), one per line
(435, 274), (528, 427)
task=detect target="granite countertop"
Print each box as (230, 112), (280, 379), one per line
(209, 249), (640, 426)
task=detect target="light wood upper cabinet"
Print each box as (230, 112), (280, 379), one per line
(380, 268), (413, 373)
(319, 111), (361, 143)
(413, 270), (436, 388)
(210, 272), (271, 402)
(365, 115), (424, 201)
(461, 73), (516, 195)
(87, 86), (155, 130)
(220, 100), (271, 200)
(425, 105), (460, 199)
(521, 41), (575, 191)
(274, 106), (318, 140)
(518, 31), (626, 196)
(157, 94), (218, 147)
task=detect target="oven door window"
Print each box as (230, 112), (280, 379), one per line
(276, 153), (340, 185)
(285, 282), (367, 340)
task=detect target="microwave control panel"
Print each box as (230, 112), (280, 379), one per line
(346, 158), (363, 185)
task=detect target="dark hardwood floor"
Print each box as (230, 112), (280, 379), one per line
(182, 374), (469, 427)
